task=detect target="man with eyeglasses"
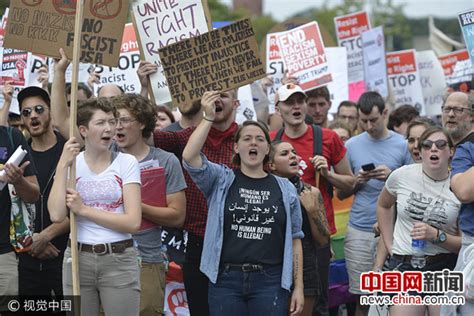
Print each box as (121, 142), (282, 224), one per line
(441, 92), (474, 316)
(337, 101), (359, 134)
(15, 87), (70, 299)
(441, 91), (473, 146)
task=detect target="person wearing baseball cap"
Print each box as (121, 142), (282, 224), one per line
(16, 85), (69, 299)
(270, 82), (355, 316)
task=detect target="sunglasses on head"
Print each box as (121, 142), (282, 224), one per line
(21, 105), (45, 117)
(421, 139), (448, 150)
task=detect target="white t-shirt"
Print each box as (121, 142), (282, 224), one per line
(385, 164), (460, 255)
(75, 152), (141, 244)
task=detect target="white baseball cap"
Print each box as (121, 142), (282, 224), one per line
(275, 83), (307, 104)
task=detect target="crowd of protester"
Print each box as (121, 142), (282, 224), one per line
(0, 45), (473, 316)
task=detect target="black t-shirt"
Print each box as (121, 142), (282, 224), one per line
(288, 176), (312, 241)
(18, 131), (68, 270)
(0, 127), (37, 254)
(220, 170), (286, 265)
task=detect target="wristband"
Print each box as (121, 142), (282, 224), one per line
(203, 114), (214, 122)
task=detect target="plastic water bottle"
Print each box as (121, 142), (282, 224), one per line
(411, 239), (426, 269)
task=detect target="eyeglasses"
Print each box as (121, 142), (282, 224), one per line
(21, 105), (45, 117)
(117, 117), (136, 126)
(421, 139), (448, 150)
(441, 106), (471, 115)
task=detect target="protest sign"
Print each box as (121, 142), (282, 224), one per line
(361, 26), (388, 98)
(325, 47), (349, 114)
(158, 19), (266, 108)
(3, 0), (129, 67)
(334, 11), (371, 101)
(0, 8), (8, 47)
(132, 0), (211, 104)
(276, 22), (332, 92)
(458, 9), (474, 65)
(416, 51), (446, 116)
(446, 59), (473, 90)
(386, 49), (425, 115)
(439, 49), (469, 77)
(94, 23), (141, 94)
(266, 32), (283, 113)
(0, 48), (28, 86)
(48, 59), (92, 85)
(236, 85), (257, 124)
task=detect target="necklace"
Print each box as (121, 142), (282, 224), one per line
(421, 167), (449, 202)
(422, 169), (450, 182)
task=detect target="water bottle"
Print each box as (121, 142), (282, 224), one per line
(411, 239), (426, 269)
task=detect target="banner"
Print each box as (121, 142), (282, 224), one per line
(325, 47), (349, 114)
(94, 23), (141, 94)
(386, 49), (425, 115)
(276, 22), (332, 91)
(458, 9), (474, 65)
(334, 11), (371, 101)
(361, 26), (388, 98)
(4, 0), (129, 67)
(0, 48), (28, 86)
(416, 51), (446, 116)
(132, 0), (210, 104)
(158, 19), (266, 108)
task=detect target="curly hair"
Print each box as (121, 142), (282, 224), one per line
(113, 93), (157, 139)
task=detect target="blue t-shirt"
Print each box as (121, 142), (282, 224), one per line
(346, 131), (412, 231)
(451, 141), (474, 236)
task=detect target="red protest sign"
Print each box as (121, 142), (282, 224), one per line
(438, 49), (469, 77)
(334, 11), (371, 41)
(277, 22), (332, 91)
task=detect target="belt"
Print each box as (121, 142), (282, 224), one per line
(391, 253), (455, 265)
(223, 263), (264, 272)
(68, 239), (133, 255)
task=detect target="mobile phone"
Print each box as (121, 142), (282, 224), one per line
(361, 163), (376, 171)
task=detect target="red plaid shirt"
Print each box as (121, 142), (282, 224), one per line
(154, 124), (237, 237)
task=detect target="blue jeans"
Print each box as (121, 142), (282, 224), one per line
(208, 265), (289, 316)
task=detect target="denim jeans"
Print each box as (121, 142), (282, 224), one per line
(208, 265), (289, 316)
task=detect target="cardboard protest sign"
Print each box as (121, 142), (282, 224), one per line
(94, 23), (141, 94)
(3, 0), (129, 67)
(458, 9), (474, 65)
(325, 47), (349, 114)
(361, 26), (388, 98)
(132, 0), (211, 104)
(386, 49), (425, 115)
(334, 11), (371, 101)
(416, 51), (446, 116)
(236, 85), (257, 124)
(158, 19), (266, 108)
(276, 22), (332, 92)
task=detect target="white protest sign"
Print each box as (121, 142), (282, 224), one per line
(334, 11), (371, 101)
(416, 51), (446, 116)
(236, 85), (257, 124)
(386, 49), (425, 115)
(132, 0), (210, 104)
(48, 60), (92, 85)
(446, 59), (473, 86)
(277, 22), (332, 91)
(438, 49), (469, 79)
(94, 23), (141, 94)
(361, 26), (388, 98)
(325, 47), (349, 114)
(266, 32), (284, 114)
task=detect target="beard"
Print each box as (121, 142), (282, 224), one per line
(179, 99), (202, 117)
(27, 116), (51, 137)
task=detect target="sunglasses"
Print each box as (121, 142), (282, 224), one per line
(21, 105), (45, 117)
(421, 139), (448, 150)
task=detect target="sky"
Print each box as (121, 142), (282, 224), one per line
(219, 0), (473, 21)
